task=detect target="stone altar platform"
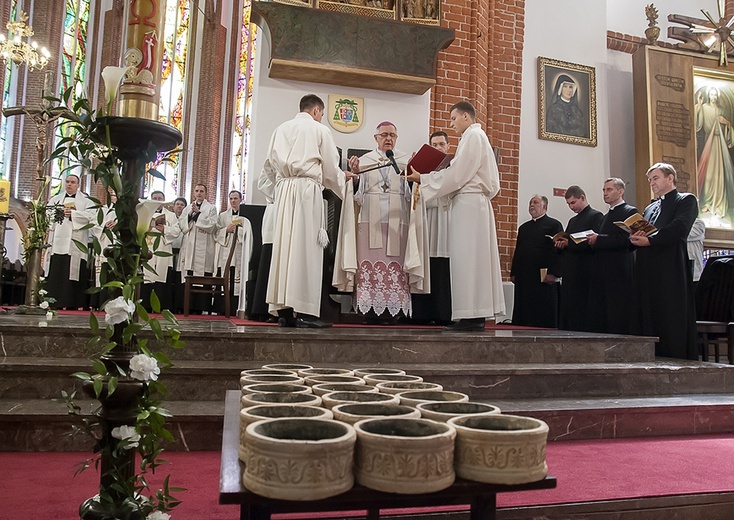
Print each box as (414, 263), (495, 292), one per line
(2, 313), (734, 452)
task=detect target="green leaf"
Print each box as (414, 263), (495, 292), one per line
(72, 239), (88, 254)
(91, 358), (107, 376)
(107, 376), (118, 396)
(92, 378), (103, 398)
(147, 168), (166, 181)
(89, 313), (99, 333)
(150, 291), (161, 314)
(71, 372), (91, 381)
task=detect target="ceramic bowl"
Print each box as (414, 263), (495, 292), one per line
(241, 392), (322, 409)
(332, 403), (421, 425)
(397, 390), (468, 408)
(321, 391), (399, 410)
(416, 401), (501, 423)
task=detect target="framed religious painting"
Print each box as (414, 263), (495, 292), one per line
(692, 69), (734, 234)
(537, 57), (597, 147)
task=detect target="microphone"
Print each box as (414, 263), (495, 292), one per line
(385, 149), (401, 175)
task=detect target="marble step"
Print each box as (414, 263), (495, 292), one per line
(2, 357), (734, 401)
(0, 398), (222, 452)
(3, 394), (734, 452)
(486, 394), (734, 441)
(0, 315), (656, 364)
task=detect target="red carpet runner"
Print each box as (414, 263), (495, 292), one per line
(2, 435), (734, 519)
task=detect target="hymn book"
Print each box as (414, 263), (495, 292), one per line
(546, 231), (569, 241)
(613, 213), (656, 235)
(406, 144), (451, 174)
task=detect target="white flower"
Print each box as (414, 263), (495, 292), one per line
(38, 321), (47, 328)
(111, 425), (140, 449)
(136, 199), (163, 245)
(147, 512), (171, 520)
(38, 289), (47, 296)
(46, 311), (54, 319)
(101, 66), (127, 113)
(130, 354), (160, 382)
(39, 301), (49, 309)
(104, 296), (136, 325)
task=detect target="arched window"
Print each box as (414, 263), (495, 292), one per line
(146, 0), (191, 200)
(229, 0), (258, 197)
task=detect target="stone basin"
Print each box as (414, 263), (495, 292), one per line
(241, 383), (312, 396)
(353, 417), (456, 494)
(375, 381), (443, 395)
(239, 405), (333, 462)
(298, 367), (354, 378)
(331, 403), (421, 425)
(244, 418), (356, 500)
(352, 368), (406, 378)
(397, 390), (468, 408)
(261, 363), (314, 373)
(312, 383), (379, 397)
(240, 369), (294, 377)
(416, 401), (501, 422)
(321, 391), (399, 410)
(241, 392), (322, 409)
(362, 374), (423, 386)
(303, 375), (366, 386)
(239, 374), (305, 386)
(448, 414), (549, 485)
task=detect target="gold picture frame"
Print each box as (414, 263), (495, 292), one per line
(538, 57), (597, 147)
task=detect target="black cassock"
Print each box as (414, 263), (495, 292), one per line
(558, 205), (603, 331)
(588, 202), (638, 334)
(511, 214), (563, 327)
(635, 190), (698, 359)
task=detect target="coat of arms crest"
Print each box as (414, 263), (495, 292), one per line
(328, 95), (364, 133)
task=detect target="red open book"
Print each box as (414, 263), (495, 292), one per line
(407, 144), (452, 174)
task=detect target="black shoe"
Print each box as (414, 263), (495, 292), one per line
(296, 317), (332, 328)
(278, 316), (297, 327)
(443, 319), (485, 332)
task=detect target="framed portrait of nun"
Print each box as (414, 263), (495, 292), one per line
(538, 57), (597, 147)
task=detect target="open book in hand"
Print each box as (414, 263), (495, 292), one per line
(407, 144), (452, 174)
(546, 231), (569, 241)
(569, 230), (595, 244)
(613, 213), (657, 235)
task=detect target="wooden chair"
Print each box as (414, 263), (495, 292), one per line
(695, 256), (734, 363)
(183, 233), (238, 318)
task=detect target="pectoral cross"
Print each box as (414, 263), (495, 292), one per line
(381, 183), (390, 193)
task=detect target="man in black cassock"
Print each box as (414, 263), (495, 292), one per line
(587, 178), (638, 334)
(554, 185), (603, 331)
(511, 195), (563, 327)
(630, 163), (698, 360)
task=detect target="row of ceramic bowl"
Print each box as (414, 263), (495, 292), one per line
(237, 364), (549, 501)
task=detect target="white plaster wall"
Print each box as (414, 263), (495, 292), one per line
(246, 33), (431, 204)
(519, 0), (609, 226)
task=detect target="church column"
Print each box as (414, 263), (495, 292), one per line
(430, 0), (524, 278)
(188, 0), (227, 206)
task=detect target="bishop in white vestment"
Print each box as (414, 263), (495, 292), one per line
(349, 121), (412, 319)
(408, 101), (505, 330)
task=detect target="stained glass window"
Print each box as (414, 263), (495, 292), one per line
(0, 0), (19, 186)
(229, 0), (258, 197)
(52, 0), (90, 191)
(146, 0), (191, 200)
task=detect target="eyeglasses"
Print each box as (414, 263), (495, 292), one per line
(375, 132), (397, 139)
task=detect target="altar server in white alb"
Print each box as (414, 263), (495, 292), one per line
(140, 190), (181, 311)
(178, 183), (218, 312)
(259, 94), (353, 328)
(44, 174), (94, 309)
(214, 189), (253, 314)
(407, 101), (505, 330)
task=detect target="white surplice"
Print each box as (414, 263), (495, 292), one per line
(44, 191), (94, 281)
(419, 123), (506, 319)
(214, 209), (253, 294)
(145, 208), (181, 284)
(260, 112), (344, 317)
(178, 199), (218, 276)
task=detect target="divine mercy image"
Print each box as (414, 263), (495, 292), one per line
(695, 76), (734, 229)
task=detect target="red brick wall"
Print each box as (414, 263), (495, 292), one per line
(430, 0), (524, 279)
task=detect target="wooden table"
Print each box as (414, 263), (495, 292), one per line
(219, 390), (557, 520)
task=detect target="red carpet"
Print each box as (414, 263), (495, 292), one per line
(2, 435), (734, 519)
